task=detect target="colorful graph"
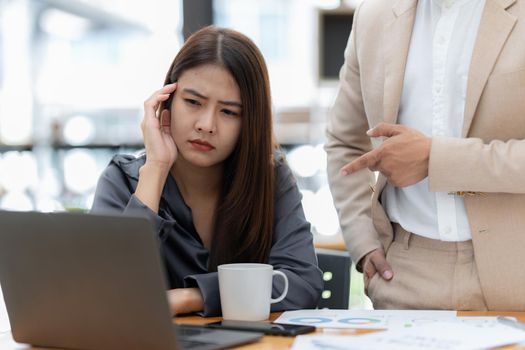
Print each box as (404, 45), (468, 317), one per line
(338, 317), (383, 326)
(289, 317), (332, 324)
(275, 309), (458, 329)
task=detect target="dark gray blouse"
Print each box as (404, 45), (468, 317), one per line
(91, 154), (323, 316)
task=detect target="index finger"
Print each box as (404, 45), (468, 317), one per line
(339, 149), (380, 176)
(367, 122), (405, 138)
(144, 83), (178, 115)
(161, 82), (177, 92)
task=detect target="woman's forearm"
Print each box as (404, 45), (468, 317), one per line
(135, 162), (170, 213)
(167, 288), (204, 315)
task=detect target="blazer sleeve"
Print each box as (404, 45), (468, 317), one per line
(429, 136), (525, 193)
(268, 161), (323, 311)
(324, 2), (382, 268)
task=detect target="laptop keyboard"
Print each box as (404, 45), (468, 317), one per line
(177, 339), (212, 349)
(175, 324), (219, 349)
(176, 325), (214, 337)
(174, 323), (262, 350)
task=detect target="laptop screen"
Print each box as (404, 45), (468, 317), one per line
(0, 211), (261, 350)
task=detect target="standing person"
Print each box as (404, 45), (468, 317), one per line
(326, 0), (525, 310)
(92, 26), (322, 316)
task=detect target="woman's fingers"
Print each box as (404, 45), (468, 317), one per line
(139, 84), (178, 170)
(160, 109), (171, 134)
(161, 82), (177, 92)
(156, 94), (171, 103)
(143, 83), (177, 118)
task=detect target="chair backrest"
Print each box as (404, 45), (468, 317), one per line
(316, 248), (352, 309)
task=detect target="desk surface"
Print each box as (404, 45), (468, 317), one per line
(2, 311), (525, 350)
(314, 234), (347, 251)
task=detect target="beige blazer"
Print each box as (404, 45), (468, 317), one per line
(325, 0), (525, 310)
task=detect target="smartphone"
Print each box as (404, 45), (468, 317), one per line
(206, 320), (316, 336)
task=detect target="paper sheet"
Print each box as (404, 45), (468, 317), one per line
(276, 309), (459, 329)
(291, 321), (525, 350)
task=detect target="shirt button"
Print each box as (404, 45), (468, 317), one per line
(443, 227), (452, 235)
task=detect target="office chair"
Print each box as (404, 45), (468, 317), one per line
(316, 248), (352, 309)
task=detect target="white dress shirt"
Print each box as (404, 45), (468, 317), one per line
(381, 0), (486, 241)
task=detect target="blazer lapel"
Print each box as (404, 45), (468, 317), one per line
(383, 0), (418, 125)
(462, 0), (517, 136)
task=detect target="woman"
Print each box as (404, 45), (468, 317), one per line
(91, 26), (322, 316)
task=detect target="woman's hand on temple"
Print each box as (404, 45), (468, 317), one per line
(141, 83), (178, 174)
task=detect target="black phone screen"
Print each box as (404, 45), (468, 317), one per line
(206, 320), (316, 336)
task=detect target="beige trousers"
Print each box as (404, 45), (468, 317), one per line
(366, 224), (488, 310)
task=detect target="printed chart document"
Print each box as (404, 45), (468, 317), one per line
(277, 309), (464, 329)
(291, 322), (525, 350)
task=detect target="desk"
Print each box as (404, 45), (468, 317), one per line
(314, 234), (346, 251)
(1, 311), (525, 350)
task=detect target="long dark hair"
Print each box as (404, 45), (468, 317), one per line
(160, 26), (276, 271)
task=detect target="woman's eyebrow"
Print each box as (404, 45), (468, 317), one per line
(183, 88), (208, 100)
(183, 88), (242, 108)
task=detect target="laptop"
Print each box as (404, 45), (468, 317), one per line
(0, 211), (262, 350)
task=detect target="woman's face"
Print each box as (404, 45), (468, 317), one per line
(170, 64), (242, 168)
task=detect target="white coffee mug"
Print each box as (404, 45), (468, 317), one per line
(218, 263), (288, 321)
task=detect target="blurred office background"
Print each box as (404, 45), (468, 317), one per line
(0, 0), (370, 331)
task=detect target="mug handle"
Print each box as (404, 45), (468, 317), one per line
(270, 270), (289, 304)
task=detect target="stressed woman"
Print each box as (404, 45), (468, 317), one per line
(91, 26), (323, 316)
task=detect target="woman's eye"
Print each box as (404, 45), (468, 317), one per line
(222, 109), (239, 117)
(184, 99), (201, 106)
